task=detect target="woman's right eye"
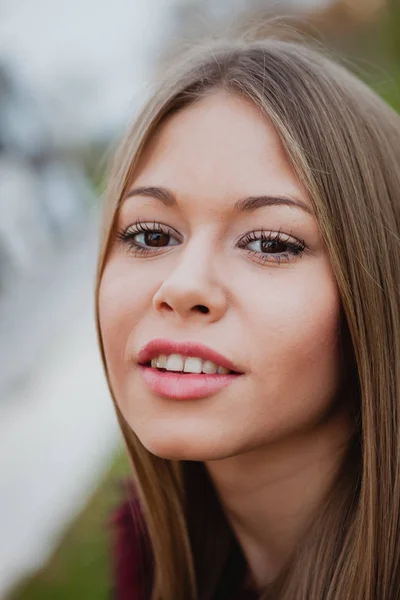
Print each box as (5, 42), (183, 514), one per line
(116, 221), (180, 256)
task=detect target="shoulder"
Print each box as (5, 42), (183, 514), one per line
(108, 479), (153, 600)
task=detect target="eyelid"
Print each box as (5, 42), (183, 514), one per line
(121, 219), (182, 240)
(235, 226), (303, 246)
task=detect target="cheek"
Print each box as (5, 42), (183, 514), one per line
(98, 260), (152, 390)
(245, 265), (342, 430)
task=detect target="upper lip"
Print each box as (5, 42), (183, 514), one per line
(137, 338), (244, 374)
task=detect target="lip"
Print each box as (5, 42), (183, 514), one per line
(137, 338), (244, 374)
(138, 366), (241, 400)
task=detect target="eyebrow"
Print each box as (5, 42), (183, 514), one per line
(124, 185), (313, 216)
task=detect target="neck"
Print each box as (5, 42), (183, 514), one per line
(205, 407), (352, 589)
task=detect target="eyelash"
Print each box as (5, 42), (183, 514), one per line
(115, 220), (307, 266)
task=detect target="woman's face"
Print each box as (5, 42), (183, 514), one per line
(98, 90), (343, 461)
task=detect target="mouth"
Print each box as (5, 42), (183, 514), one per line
(137, 338), (244, 375)
(138, 364), (242, 400)
(137, 339), (244, 400)
(141, 357), (240, 376)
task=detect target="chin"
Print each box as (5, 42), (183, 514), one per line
(137, 428), (235, 462)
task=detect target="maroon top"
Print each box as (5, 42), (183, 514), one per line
(109, 482), (259, 600)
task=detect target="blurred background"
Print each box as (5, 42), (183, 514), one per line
(0, 0), (398, 598)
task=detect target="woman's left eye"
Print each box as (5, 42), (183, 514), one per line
(238, 229), (306, 265)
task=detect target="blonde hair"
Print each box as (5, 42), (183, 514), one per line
(95, 35), (400, 599)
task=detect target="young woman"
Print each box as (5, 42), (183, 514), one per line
(95, 35), (400, 599)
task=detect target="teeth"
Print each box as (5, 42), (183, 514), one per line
(151, 355), (167, 369)
(184, 357), (203, 373)
(149, 353), (232, 374)
(166, 354), (184, 372)
(202, 360), (218, 374)
(156, 354), (167, 369)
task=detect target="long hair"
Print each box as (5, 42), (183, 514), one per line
(95, 34), (400, 599)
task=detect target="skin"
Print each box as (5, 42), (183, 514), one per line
(98, 90), (352, 588)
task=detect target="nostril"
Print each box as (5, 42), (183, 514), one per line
(195, 305), (209, 314)
(159, 302), (173, 312)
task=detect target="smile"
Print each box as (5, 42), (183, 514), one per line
(149, 353), (233, 375)
(137, 338), (244, 399)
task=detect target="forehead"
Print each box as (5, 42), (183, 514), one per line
(129, 91), (310, 212)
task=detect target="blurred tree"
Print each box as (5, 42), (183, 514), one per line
(388, 0), (400, 60)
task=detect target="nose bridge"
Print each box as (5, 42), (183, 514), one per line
(174, 230), (216, 278)
(153, 231), (226, 320)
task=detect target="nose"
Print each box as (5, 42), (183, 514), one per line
(152, 236), (227, 324)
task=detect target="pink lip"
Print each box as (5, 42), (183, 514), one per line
(136, 338), (244, 400)
(138, 366), (241, 400)
(137, 338), (243, 374)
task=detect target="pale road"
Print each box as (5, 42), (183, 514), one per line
(0, 208), (121, 598)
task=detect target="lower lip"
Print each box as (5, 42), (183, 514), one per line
(138, 365), (242, 400)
